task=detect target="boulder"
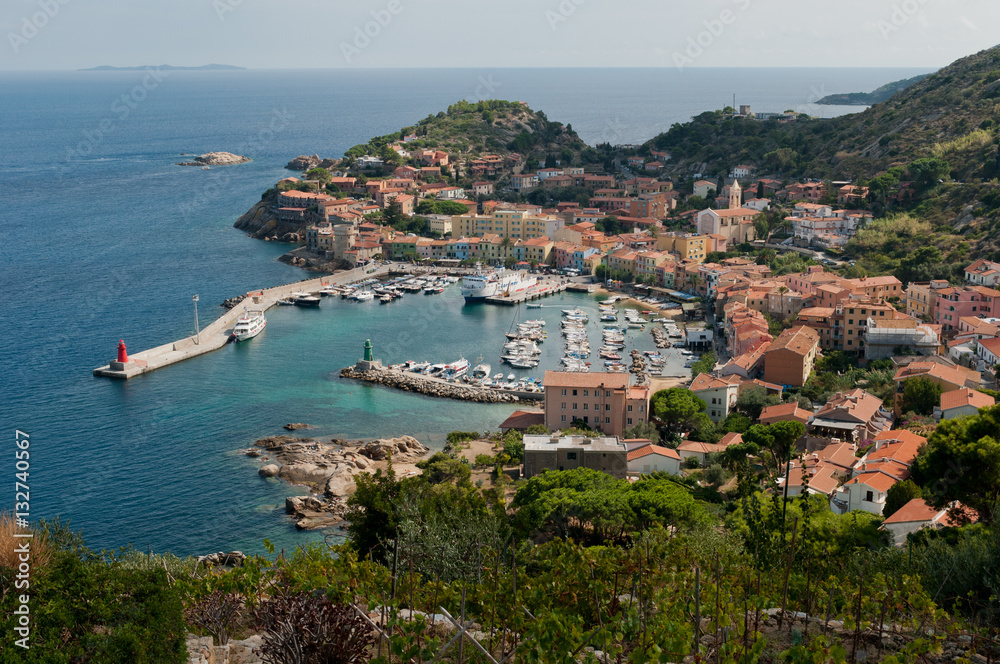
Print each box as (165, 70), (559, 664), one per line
(229, 635), (264, 664)
(278, 463), (333, 485)
(283, 423), (309, 431)
(324, 472), (357, 498)
(285, 496), (306, 514)
(258, 464), (279, 478)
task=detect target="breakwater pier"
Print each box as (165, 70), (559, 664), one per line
(92, 264), (395, 379)
(340, 366), (544, 403)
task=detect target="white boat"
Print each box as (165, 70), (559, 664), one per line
(507, 373), (516, 380)
(276, 298), (295, 306)
(509, 358), (538, 369)
(461, 263), (537, 302)
(379, 295), (393, 304)
(473, 363), (492, 380)
(524, 319), (546, 326)
(232, 310), (266, 342)
(526, 303), (543, 309)
(352, 290), (375, 301)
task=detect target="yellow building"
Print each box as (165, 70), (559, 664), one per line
(656, 233), (710, 263)
(453, 210), (551, 240)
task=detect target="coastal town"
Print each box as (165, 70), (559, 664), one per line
(217, 100), (999, 551)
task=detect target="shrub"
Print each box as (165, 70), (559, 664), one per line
(446, 431), (480, 446)
(474, 454), (495, 468)
(185, 591), (244, 646)
(253, 593), (375, 664)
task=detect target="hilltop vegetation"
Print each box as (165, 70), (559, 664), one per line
(343, 99), (596, 168)
(816, 73), (930, 105)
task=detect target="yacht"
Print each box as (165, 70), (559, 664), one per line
(291, 292), (320, 307)
(472, 363), (492, 380)
(351, 290), (375, 301)
(461, 263), (537, 302)
(232, 310), (266, 342)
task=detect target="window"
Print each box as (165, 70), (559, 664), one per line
(583, 390), (589, 397)
(865, 490), (874, 502)
(605, 404), (611, 411)
(561, 415), (566, 422)
(583, 403), (588, 410)
(572, 389), (578, 396)
(594, 403), (599, 411)
(561, 403), (566, 410)
(605, 417), (610, 423)
(606, 390), (611, 397)
(561, 389), (566, 396)
(627, 418), (633, 425)
(566, 452), (577, 460)
(572, 403), (577, 410)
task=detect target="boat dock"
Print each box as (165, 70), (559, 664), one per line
(93, 265), (393, 379)
(340, 366), (544, 403)
(485, 277), (569, 306)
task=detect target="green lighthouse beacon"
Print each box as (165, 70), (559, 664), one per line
(363, 338), (373, 362)
(355, 338), (381, 372)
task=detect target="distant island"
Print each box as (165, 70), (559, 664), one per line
(79, 64), (246, 71)
(815, 73), (930, 105)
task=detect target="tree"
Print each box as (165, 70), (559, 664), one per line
(911, 405), (1000, 523)
(690, 352), (716, 376)
(769, 420), (806, 469)
(734, 385), (781, 420)
(623, 420), (661, 444)
(383, 199), (405, 228)
(305, 167), (332, 184)
(883, 479), (923, 519)
(722, 412), (751, 434)
(899, 377), (943, 416)
(504, 256), (517, 268)
(651, 388), (707, 434)
(345, 465), (403, 562)
(594, 264), (610, 282)
(907, 157), (950, 192)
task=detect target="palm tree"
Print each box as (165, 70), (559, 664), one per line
(500, 236), (514, 261)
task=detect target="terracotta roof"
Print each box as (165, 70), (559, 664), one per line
(498, 410), (545, 430)
(815, 389), (883, 424)
(939, 387), (994, 412)
(719, 432), (744, 446)
(627, 444), (681, 462)
(689, 373), (738, 392)
(785, 462), (840, 495)
(759, 402), (812, 424)
(844, 471), (899, 493)
(766, 325), (819, 356)
(881, 498), (978, 526)
(892, 362), (979, 389)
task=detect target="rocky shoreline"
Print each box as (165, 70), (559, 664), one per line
(245, 433), (429, 530)
(340, 367), (538, 403)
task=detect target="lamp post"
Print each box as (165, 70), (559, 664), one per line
(192, 294), (200, 344)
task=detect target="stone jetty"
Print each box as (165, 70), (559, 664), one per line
(340, 366), (540, 403)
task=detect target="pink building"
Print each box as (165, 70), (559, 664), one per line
(935, 286), (1000, 332)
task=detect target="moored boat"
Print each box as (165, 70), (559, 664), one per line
(232, 310), (266, 342)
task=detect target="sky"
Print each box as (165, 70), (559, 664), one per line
(1, 0), (998, 71)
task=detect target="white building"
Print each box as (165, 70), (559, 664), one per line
(880, 499), (975, 546)
(689, 373), (739, 422)
(626, 444), (681, 476)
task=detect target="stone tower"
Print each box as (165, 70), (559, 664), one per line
(729, 180), (742, 210)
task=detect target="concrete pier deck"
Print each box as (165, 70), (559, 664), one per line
(93, 264), (392, 379)
(485, 277), (568, 306)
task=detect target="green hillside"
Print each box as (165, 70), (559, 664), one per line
(343, 99), (599, 169)
(646, 45), (1000, 182)
(815, 73), (930, 105)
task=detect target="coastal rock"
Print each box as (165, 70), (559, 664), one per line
(286, 154), (321, 170)
(258, 464), (279, 478)
(221, 294), (248, 310)
(177, 151), (251, 166)
(278, 462), (333, 485)
(324, 471), (358, 498)
(196, 551), (246, 567)
(360, 436), (427, 462)
(283, 422), (310, 431)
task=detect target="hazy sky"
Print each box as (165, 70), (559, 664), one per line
(2, 0), (998, 71)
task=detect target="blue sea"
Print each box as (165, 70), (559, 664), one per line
(0, 67), (929, 556)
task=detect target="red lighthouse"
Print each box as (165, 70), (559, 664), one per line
(117, 339), (129, 363)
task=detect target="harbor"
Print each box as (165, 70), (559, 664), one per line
(93, 264), (397, 379)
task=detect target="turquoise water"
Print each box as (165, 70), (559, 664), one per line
(1, 67), (925, 556)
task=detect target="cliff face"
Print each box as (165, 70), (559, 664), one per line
(233, 192), (305, 241)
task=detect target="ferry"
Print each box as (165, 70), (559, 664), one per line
(232, 310), (266, 342)
(461, 264), (537, 303)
